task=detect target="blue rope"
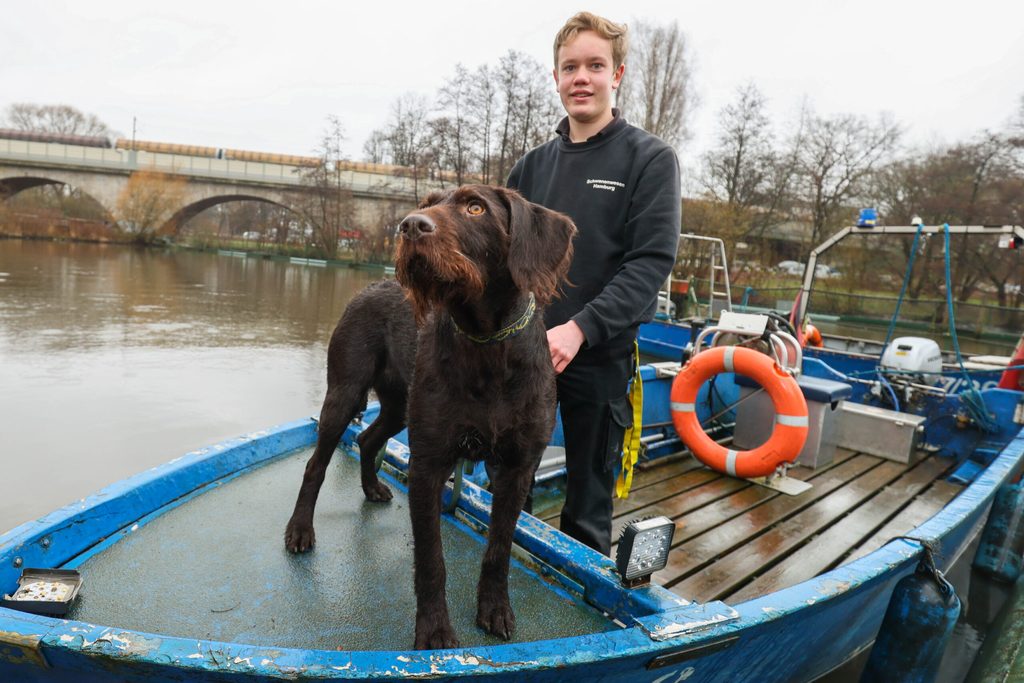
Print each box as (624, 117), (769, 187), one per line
(880, 222), (925, 359)
(803, 357), (902, 408)
(942, 223), (998, 433)
(740, 286), (754, 310)
(872, 223), (926, 412)
(855, 364), (1024, 378)
(803, 357), (851, 381)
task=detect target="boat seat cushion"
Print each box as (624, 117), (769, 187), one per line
(735, 372), (852, 403)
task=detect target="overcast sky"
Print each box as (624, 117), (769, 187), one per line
(3, 0), (1023, 171)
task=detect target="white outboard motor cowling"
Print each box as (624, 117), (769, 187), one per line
(880, 336), (943, 384)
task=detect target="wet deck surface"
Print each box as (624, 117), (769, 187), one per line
(66, 448), (614, 651)
(537, 447), (963, 605)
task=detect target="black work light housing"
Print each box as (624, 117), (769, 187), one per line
(615, 516), (675, 587)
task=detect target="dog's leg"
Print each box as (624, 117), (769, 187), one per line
(409, 455), (460, 649)
(476, 455), (535, 640)
(355, 395), (404, 502)
(284, 384), (364, 552)
(356, 377), (407, 502)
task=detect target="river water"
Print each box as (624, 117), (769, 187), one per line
(0, 240), (379, 532)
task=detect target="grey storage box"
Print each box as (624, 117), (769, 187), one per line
(732, 374), (852, 469)
(835, 402), (925, 463)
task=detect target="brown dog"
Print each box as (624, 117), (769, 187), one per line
(285, 185), (575, 649)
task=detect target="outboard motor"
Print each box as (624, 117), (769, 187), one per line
(880, 337), (942, 386)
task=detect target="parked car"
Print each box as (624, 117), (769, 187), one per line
(241, 231), (261, 241)
(776, 260), (804, 276)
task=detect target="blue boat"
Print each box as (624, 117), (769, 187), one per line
(2, 222), (1022, 681)
(2, 357), (1023, 681)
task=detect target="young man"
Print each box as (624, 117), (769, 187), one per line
(507, 12), (681, 555)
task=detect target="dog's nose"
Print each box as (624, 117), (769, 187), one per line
(399, 214), (436, 239)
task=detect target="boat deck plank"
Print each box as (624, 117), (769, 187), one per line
(557, 444), (962, 610)
(843, 478), (962, 563)
(536, 442), (964, 605)
(668, 458), (910, 602)
(649, 453), (882, 589)
(616, 449), (860, 552)
(726, 454), (958, 603)
(539, 456), (708, 526)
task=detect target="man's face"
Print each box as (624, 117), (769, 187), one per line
(553, 30), (624, 127)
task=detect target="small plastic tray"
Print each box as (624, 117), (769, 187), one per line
(1, 568), (83, 616)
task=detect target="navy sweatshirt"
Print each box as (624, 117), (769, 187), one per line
(507, 113), (681, 364)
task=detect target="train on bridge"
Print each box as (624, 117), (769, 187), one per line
(0, 127), (466, 185)
(0, 127), (325, 169)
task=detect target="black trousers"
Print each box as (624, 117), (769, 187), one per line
(556, 351), (635, 556)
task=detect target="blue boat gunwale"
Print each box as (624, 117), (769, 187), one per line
(1, 398), (1022, 679)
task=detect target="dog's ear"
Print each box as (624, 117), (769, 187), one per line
(417, 191), (446, 209)
(498, 188), (576, 305)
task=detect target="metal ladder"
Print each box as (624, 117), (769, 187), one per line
(707, 238), (732, 318)
(665, 234), (733, 319)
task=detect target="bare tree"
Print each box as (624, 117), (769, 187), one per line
(492, 50), (560, 183)
(435, 65), (474, 184)
(294, 116), (353, 257)
(617, 19), (697, 149)
(3, 103), (115, 137)
(700, 83), (775, 208)
(383, 95), (430, 167)
(362, 130), (389, 164)
(115, 171), (188, 243)
(468, 65), (499, 184)
(863, 128), (1024, 318)
(792, 107), (901, 246)
(385, 94), (433, 199)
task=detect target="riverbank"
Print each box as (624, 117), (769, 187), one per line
(0, 231), (395, 272)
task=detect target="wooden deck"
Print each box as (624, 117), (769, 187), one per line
(537, 447), (963, 605)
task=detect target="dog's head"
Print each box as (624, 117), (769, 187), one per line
(394, 185), (576, 322)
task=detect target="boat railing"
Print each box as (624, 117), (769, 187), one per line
(692, 311), (802, 375)
(796, 223), (1024, 334)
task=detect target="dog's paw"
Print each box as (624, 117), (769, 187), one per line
(362, 479), (393, 503)
(284, 518), (316, 553)
(414, 616), (460, 650)
(477, 598), (516, 640)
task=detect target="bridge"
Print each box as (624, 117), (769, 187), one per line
(0, 137), (440, 236)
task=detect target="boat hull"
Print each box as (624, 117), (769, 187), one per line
(2, 403), (1022, 681)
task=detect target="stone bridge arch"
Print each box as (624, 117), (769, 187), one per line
(0, 170), (120, 221)
(0, 165), (125, 214)
(164, 193), (300, 235)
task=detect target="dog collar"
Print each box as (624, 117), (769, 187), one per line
(452, 293), (536, 345)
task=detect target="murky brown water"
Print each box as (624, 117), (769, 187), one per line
(0, 240), (381, 532)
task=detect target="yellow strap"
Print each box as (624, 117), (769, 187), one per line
(616, 340), (644, 499)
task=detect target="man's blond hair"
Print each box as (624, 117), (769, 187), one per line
(553, 12), (628, 70)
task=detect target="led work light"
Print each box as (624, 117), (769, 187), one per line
(615, 516), (675, 587)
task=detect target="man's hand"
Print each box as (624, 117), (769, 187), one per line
(547, 321), (585, 374)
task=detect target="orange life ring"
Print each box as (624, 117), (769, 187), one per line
(670, 346), (809, 478)
(803, 323), (823, 348)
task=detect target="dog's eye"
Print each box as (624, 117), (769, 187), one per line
(467, 202), (485, 216)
